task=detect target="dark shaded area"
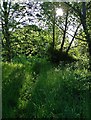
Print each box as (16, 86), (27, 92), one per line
(2, 65), (25, 118)
(48, 47), (77, 65)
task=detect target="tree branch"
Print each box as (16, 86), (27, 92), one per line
(66, 23), (81, 53)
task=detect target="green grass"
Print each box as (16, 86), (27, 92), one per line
(2, 58), (91, 119)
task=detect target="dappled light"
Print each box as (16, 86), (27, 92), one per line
(1, 1), (91, 119)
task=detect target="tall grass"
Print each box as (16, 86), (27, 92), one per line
(2, 57), (91, 119)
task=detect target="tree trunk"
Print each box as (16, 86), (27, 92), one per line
(60, 11), (68, 52)
(52, 5), (56, 49)
(81, 2), (91, 70)
(2, 2), (11, 62)
(66, 23), (81, 53)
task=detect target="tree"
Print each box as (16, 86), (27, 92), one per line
(60, 10), (69, 52)
(41, 2), (83, 63)
(65, 2), (91, 70)
(1, 0), (39, 61)
(1, 0), (25, 61)
(1, 1), (12, 62)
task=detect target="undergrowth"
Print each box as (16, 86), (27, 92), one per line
(2, 56), (91, 119)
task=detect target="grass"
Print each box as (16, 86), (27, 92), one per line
(2, 57), (91, 119)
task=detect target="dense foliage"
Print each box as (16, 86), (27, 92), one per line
(1, 0), (91, 119)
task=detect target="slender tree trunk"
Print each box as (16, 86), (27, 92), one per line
(5, 32), (11, 62)
(60, 11), (69, 52)
(81, 2), (91, 70)
(66, 23), (81, 53)
(84, 28), (91, 71)
(52, 5), (56, 49)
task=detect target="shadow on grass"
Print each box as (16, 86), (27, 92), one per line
(2, 64), (25, 118)
(20, 67), (91, 119)
(2, 62), (91, 119)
